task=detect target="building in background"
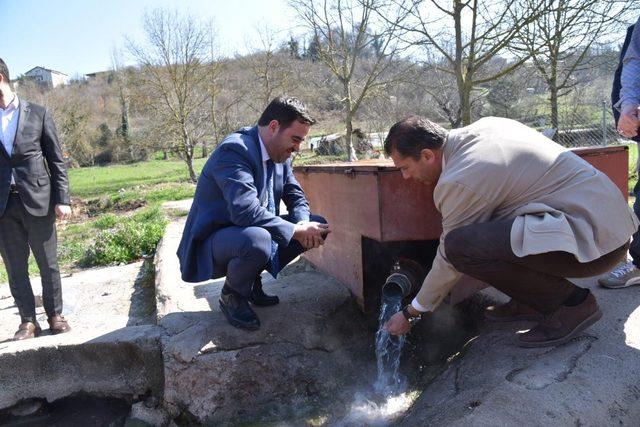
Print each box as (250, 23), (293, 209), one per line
(22, 66), (69, 88)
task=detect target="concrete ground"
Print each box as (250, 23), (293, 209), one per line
(399, 278), (640, 426)
(0, 262), (163, 411)
(0, 261), (155, 343)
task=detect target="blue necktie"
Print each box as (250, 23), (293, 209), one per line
(265, 160), (280, 277)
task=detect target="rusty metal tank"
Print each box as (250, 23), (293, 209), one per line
(294, 145), (629, 312)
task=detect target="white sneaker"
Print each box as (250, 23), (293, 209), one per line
(598, 261), (640, 289)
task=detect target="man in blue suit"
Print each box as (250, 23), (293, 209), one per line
(177, 97), (330, 330)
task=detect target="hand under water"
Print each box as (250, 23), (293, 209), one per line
(384, 311), (412, 336)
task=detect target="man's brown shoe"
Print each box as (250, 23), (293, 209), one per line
(13, 322), (41, 341)
(518, 293), (602, 348)
(485, 299), (543, 322)
(48, 315), (71, 335)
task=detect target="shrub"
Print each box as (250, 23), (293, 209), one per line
(92, 214), (119, 229)
(83, 207), (168, 266)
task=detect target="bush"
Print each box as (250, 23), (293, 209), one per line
(83, 207), (168, 266)
(92, 214), (119, 229)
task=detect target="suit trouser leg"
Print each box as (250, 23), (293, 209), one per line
(444, 219), (628, 314)
(211, 214), (328, 297)
(211, 226), (272, 297)
(0, 194), (37, 322)
(25, 205), (63, 317)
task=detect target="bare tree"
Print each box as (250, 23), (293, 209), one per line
(292, 0), (412, 161)
(126, 9), (212, 182)
(382, 0), (547, 126)
(110, 48), (136, 161)
(241, 26), (297, 112)
(513, 0), (637, 133)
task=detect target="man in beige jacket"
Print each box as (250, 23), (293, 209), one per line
(384, 116), (638, 347)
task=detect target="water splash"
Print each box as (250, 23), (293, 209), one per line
(337, 391), (419, 426)
(332, 296), (415, 426)
(374, 296), (406, 394)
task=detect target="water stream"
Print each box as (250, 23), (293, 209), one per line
(335, 294), (416, 426)
(374, 295), (407, 394)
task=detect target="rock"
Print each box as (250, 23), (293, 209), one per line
(158, 269), (372, 425)
(129, 401), (169, 426)
(0, 326), (164, 410)
(143, 396), (159, 408)
(9, 398), (43, 416)
(398, 279), (640, 426)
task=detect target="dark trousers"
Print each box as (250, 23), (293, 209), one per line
(630, 172), (640, 267)
(211, 214), (327, 297)
(0, 194), (63, 322)
(444, 219), (628, 314)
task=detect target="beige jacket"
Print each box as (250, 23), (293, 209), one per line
(416, 117), (638, 311)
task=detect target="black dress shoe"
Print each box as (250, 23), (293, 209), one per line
(219, 290), (261, 330)
(248, 276), (280, 307)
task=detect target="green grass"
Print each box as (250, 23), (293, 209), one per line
(69, 158), (207, 199)
(0, 157), (207, 283)
(82, 206), (168, 266)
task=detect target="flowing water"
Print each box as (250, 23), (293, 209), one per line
(334, 294), (415, 426)
(374, 295), (407, 394)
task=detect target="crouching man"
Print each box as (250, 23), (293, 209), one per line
(177, 97), (330, 330)
(384, 116), (637, 347)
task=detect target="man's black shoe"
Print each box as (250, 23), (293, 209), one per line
(248, 276), (280, 307)
(219, 289), (260, 331)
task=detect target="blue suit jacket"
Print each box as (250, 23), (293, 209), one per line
(177, 126), (311, 282)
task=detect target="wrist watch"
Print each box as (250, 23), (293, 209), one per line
(402, 305), (422, 324)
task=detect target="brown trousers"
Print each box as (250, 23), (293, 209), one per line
(444, 219), (628, 314)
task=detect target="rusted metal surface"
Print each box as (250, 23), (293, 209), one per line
(296, 145), (630, 311)
(572, 145), (629, 196)
(296, 171), (381, 308)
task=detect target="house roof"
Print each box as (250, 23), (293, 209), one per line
(24, 66), (68, 76)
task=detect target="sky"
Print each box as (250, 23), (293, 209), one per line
(1, 0), (301, 78)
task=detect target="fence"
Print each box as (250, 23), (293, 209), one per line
(504, 99), (623, 148)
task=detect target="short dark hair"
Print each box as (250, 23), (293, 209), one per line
(0, 58), (10, 82)
(258, 96), (316, 128)
(384, 116), (448, 159)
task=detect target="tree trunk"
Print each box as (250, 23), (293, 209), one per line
(181, 125), (198, 183)
(202, 141), (208, 158)
(344, 82), (357, 162)
(549, 84), (559, 139)
(185, 154), (197, 183)
(459, 81), (472, 127)
(184, 139), (197, 182)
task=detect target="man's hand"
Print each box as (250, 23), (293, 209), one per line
(384, 311), (412, 336)
(55, 204), (71, 220)
(618, 104), (640, 138)
(293, 221), (331, 249)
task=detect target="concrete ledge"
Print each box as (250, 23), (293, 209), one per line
(0, 262), (162, 411)
(0, 325), (164, 409)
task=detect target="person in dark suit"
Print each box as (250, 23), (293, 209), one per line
(0, 58), (71, 340)
(177, 96), (330, 330)
(599, 20), (640, 289)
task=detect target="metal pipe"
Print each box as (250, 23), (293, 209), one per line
(381, 259), (426, 300)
